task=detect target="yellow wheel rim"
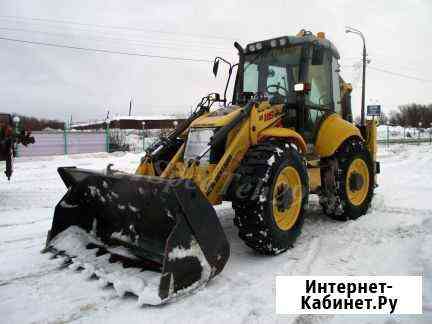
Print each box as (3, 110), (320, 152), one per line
(272, 166), (303, 231)
(345, 158), (370, 206)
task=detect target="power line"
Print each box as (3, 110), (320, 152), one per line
(0, 15), (236, 41)
(368, 65), (432, 82)
(0, 21), (235, 48)
(341, 62), (432, 83)
(0, 26), (234, 54)
(3, 33), (430, 83)
(0, 36), (212, 63)
(366, 57), (427, 74)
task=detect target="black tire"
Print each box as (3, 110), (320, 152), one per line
(320, 139), (374, 221)
(230, 141), (309, 255)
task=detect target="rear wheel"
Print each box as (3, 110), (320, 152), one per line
(230, 141), (309, 255)
(320, 139), (374, 221)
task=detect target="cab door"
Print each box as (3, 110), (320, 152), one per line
(302, 49), (339, 144)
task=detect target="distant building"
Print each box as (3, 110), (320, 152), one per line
(71, 115), (185, 131)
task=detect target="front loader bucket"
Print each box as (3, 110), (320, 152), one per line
(45, 167), (230, 305)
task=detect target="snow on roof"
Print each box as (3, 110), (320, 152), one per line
(111, 115), (179, 121)
(71, 120), (106, 128)
(42, 127), (63, 132)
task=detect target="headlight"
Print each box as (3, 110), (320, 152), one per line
(294, 83), (305, 92)
(248, 44), (256, 52)
(294, 82), (311, 93)
(255, 42), (263, 50)
(270, 39), (277, 47)
(183, 128), (216, 162)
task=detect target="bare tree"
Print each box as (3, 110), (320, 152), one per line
(13, 114), (65, 131)
(388, 104), (432, 127)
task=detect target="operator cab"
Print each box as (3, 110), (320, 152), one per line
(233, 31), (343, 143)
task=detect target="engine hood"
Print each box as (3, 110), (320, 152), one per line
(190, 105), (242, 128)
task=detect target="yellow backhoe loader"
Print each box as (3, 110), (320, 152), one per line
(44, 30), (379, 305)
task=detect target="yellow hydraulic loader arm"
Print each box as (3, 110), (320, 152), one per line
(137, 99), (308, 205)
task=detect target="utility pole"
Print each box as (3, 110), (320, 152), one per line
(129, 98), (133, 116)
(346, 26), (367, 126)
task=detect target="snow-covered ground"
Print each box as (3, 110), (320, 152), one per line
(0, 145), (431, 323)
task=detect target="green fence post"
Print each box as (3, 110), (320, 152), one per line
(142, 130), (146, 152)
(105, 126), (110, 153)
(63, 128), (68, 155)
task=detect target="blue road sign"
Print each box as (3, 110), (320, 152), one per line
(367, 105), (381, 116)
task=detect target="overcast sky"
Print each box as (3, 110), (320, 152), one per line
(0, 0), (431, 122)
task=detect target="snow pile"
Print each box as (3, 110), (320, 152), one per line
(49, 226), (163, 305)
(47, 223), (214, 307)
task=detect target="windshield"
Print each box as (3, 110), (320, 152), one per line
(183, 128), (215, 162)
(242, 46), (302, 98)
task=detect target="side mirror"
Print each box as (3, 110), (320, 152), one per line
(312, 46), (324, 65)
(212, 59), (219, 77)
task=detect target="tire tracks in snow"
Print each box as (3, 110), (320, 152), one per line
(43, 302), (100, 324)
(372, 205), (432, 217)
(0, 233), (45, 245)
(0, 217), (51, 228)
(0, 267), (61, 287)
(283, 237), (322, 275)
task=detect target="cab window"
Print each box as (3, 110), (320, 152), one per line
(242, 46), (302, 96)
(307, 50), (332, 107)
(267, 65), (288, 95)
(243, 63), (258, 93)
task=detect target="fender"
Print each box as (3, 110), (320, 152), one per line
(315, 113), (363, 157)
(258, 127), (307, 153)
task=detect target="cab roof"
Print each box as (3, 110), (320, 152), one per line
(244, 31), (340, 60)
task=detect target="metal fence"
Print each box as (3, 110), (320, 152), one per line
(19, 127), (429, 158)
(378, 126), (432, 147)
(17, 130), (108, 157)
(16, 129), (160, 157)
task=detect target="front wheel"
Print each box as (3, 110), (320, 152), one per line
(230, 141), (309, 255)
